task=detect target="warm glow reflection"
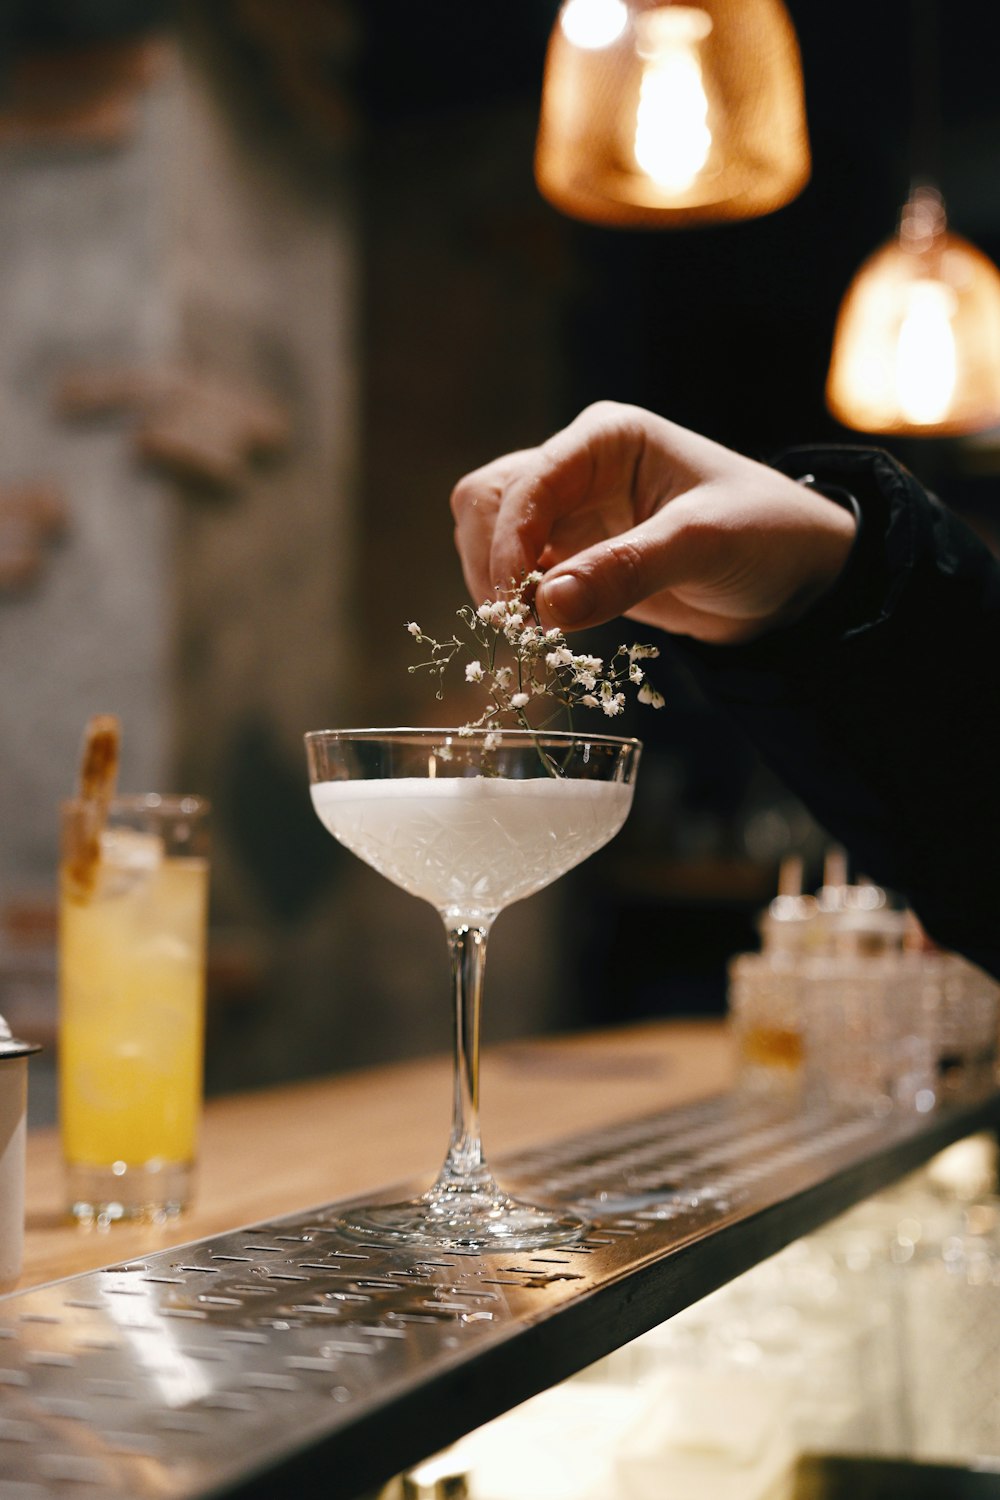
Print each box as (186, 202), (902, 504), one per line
(895, 280), (957, 426)
(633, 9), (713, 192)
(560, 0), (629, 50)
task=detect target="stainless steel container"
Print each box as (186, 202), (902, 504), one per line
(0, 1023), (41, 1291)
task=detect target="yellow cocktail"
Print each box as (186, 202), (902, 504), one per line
(58, 795), (209, 1221)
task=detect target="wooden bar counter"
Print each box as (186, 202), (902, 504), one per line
(21, 1019), (736, 1291)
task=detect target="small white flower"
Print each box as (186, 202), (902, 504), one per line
(503, 614), (525, 638)
(458, 724), (474, 736)
(525, 570), (543, 585)
(638, 682), (665, 709)
(493, 665), (513, 687)
(406, 621), (421, 637)
(519, 625), (542, 647)
(511, 692), (530, 709)
(531, 680), (548, 694)
(580, 693), (599, 708)
(545, 647), (573, 669)
(574, 654), (603, 674)
(629, 643), (660, 661)
(465, 660), (485, 683)
(599, 681), (625, 714)
(483, 731), (501, 751)
(477, 603), (493, 622)
(489, 602), (507, 627)
(629, 663), (644, 684)
(574, 670), (597, 691)
(544, 627), (563, 641)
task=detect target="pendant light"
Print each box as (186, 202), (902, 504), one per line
(826, 186), (1000, 436)
(533, 0), (811, 227)
(825, 0), (1000, 437)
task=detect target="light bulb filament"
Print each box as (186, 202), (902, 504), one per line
(633, 7), (713, 194)
(895, 280), (957, 426)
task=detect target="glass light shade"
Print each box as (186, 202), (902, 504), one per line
(826, 187), (1000, 437)
(534, 0), (811, 227)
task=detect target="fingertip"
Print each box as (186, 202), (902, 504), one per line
(537, 572), (595, 629)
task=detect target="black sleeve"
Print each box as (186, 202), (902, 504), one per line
(670, 445), (1000, 978)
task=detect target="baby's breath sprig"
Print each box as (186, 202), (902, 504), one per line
(405, 573), (664, 738)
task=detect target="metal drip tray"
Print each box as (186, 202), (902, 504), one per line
(3, 1088), (999, 1500)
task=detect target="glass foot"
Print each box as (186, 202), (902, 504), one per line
(336, 1187), (587, 1254)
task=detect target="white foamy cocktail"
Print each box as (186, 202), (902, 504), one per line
(310, 775), (633, 917)
(304, 728), (642, 1253)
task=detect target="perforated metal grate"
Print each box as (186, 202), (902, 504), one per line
(3, 1088), (999, 1500)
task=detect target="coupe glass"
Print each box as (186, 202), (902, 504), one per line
(305, 727), (641, 1253)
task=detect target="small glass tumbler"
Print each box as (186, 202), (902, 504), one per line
(925, 953), (1000, 1100)
(58, 794), (210, 1222)
(802, 952), (936, 1114)
(728, 951), (805, 1099)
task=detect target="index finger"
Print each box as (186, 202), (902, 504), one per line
(450, 449), (539, 605)
(463, 406), (648, 600)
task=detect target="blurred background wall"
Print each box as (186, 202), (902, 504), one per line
(1, 0), (998, 1105)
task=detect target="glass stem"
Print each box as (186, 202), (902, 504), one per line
(438, 916), (497, 1193)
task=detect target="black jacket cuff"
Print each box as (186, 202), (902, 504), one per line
(673, 445), (925, 696)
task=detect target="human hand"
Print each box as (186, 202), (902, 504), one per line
(450, 402), (857, 645)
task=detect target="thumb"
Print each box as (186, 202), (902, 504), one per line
(536, 518), (680, 630)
